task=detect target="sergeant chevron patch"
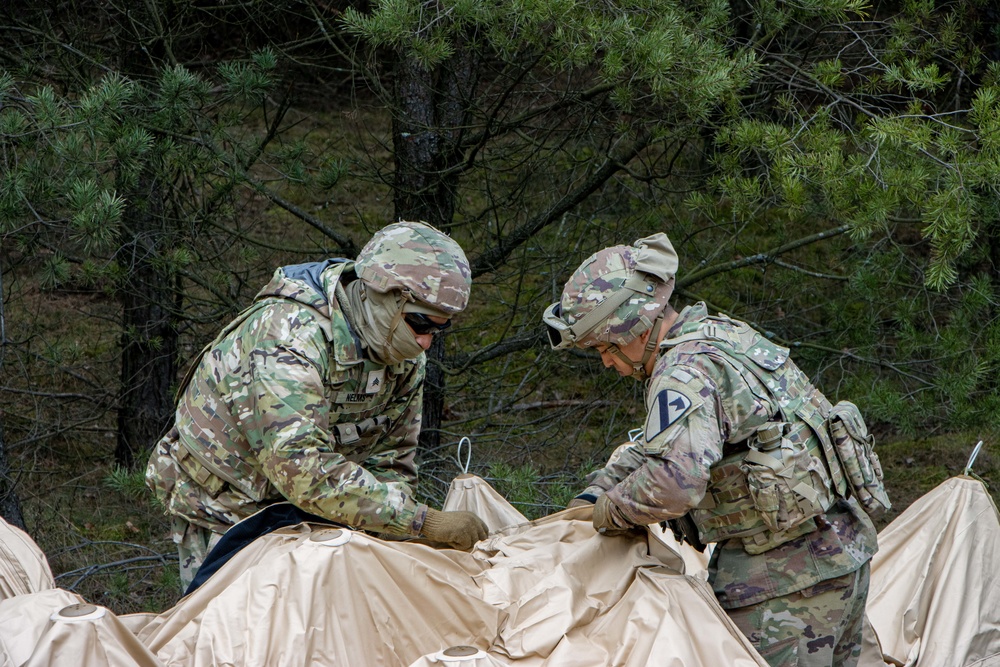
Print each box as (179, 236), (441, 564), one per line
(646, 388), (695, 440)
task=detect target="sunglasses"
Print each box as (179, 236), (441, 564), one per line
(404, 312), (452, 335)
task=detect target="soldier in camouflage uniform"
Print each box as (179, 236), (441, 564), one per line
(543, 233), (878, 667)
(147, 221), (489, 588)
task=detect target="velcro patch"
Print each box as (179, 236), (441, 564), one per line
(670, 368), (693, 384)
(645, 388), (696, 440)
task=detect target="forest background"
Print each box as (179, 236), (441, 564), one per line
(2, 0), (1000, 613)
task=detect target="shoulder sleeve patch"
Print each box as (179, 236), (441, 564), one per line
(645, 388), (698, 440)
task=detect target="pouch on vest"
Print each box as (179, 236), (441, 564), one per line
(827, 401), (890, 516)
(174, 442), (227, 499)
(740, 421), (830, 536)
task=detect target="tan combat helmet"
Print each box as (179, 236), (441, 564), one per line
(355, 220), (472, 316)
(543, 233), (678, 377)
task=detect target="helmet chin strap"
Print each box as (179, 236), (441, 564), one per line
(608, 315), (664, 380)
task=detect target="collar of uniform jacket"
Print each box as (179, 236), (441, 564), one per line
(256, 259), (368, 367)
(664, 301), (709, 340)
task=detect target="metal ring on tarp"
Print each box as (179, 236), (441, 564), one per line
(50, 603), (106, 622)
(456, 436), (472, 474)
(308, 528), (352, 546)
(434, 645), (488, 662)
(964, 440), (985, 476)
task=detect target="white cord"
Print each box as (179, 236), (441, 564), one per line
(456, 436), (472, 474)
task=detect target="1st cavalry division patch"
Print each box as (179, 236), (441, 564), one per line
(645, 389), (696, 440)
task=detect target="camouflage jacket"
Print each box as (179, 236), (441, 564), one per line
(584, 303), (878, 608)
(146, 260), (429, 538)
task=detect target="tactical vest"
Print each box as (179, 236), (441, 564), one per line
(661, 315), (846, 555)
(171, 261), (415, 503)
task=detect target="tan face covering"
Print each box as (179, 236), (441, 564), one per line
(346, 281), (425, 365)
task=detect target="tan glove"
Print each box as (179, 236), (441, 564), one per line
(420, 508), (489, 551)
(592, 494), (635, 536)
(567, 495), (596, 509)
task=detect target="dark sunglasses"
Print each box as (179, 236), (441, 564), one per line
(404, 312), (452, 335)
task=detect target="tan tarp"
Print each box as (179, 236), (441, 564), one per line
(442, 474), (528, 532)
(10, 473), (1000, 666)
(407, 646), (511, 666)
(0, 519), (53, 601)
(0, 588), (162, 667)
(442, 474), (712, 578)
(0, 475), (766, 666)
(139, 526), (503, 666)
(861, 475), (1000, 667)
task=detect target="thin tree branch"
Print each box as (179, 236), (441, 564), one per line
(678, 224), (851, 288)
(470, 131), (652, 277)
(252, 184), (359, 256)
(771, 259), (848, 281)
(446, 328), (546, 371)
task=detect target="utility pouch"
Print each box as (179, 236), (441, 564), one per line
(741, 421), (829, 536)
(828, 401), (891, 516)
(174, 442), (227, 499)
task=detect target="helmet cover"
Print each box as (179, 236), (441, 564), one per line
(355, 221), (472, 315)
(554, 233), (677, 348)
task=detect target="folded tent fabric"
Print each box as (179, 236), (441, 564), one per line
(2, 474), (769, 666)
(0, 588), (162, 667)
(182, 502), (335, 595)
(443, 474), (529, 533)
(144, 527), (501, 667)
(862, 475), (1000, 667)
(407, 646), (512, 667)
(0, 518), (54, 601)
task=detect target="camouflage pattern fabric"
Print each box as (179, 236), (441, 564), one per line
(174, 517), (222, 591)
(147, 260), (430, 554)
(355, 220), (471, 314)
(555, 242), (676, 348)
(582, 302), (877, 611)
(727, 562), (870, 667)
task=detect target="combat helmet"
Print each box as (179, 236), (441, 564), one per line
(543, 233), (678, 376)
(355, 220), (472, 315)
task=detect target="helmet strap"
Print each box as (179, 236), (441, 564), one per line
(635, 315), (665, 379)
(609, 315), (664, 380)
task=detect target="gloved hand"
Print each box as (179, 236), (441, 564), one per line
(420, 508), (489, 551)
(567, 493), (597, 509)
(592, 494), (635, 536)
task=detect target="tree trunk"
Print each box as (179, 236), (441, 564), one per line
(114, 165), (178, 468)
(392, 42), (478, 453)
(0, 416), (26, 530)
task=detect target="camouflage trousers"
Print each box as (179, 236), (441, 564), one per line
(727, 563), (870, 667)
(172, 517), (223, 592)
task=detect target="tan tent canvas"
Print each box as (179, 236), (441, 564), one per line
(443, 474), (528, 532)
(862, 476), (1000, 667)
(2, 475), (766, 666)
(141, 526), (500, 667)
(128, 476), (764, 667)
(0, 519), (53, 602)
(0, 588), (162, 667)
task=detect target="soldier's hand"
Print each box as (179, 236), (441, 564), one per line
(420, 508), (489, 551)
(566, 495), (596, 509)
(592, 494), (635, 537)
